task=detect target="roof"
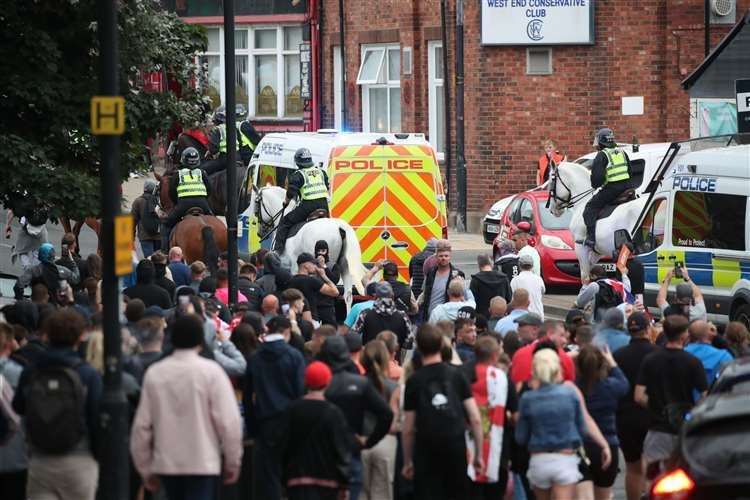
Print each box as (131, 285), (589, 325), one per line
(682, 9), (750, 97)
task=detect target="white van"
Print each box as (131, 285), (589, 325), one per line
(627, 137), (750, 325)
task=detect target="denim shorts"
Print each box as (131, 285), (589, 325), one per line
(527, 453), (582, 489)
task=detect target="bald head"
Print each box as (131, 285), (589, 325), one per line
(511, 288), (530, 309)
(489, 296), (507, 318)
(262, 294), (279, 314)
(688, 319), (710, 344)
(169, 246), (183, 262)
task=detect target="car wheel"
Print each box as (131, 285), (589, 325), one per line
(733, 303), (750, 329)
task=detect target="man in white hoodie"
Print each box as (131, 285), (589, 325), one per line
(428, 279), (476, 323)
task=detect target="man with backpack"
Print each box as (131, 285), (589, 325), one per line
(574, 264), (628, 322)
(401, 323), (484, 500)
(132, 179), (162, 258)
(12, 309), (102, 500)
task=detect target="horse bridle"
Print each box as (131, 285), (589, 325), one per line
(546, 167), (594, 210)
(255, 186), (286, 242)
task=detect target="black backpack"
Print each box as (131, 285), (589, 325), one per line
(595, 280), (623, 311)
(416, 375), (465, 440)
(141, 192), (161, 235)
(26, 359), (86, 454)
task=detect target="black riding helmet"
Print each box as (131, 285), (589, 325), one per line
(181, 147), (201, 168)
(594, 127), (616, 149)
(212, 106), (226, 125)
(294, 147), (314, 168)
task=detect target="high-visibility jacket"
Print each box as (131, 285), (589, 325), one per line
(537, 151), (565, 186)
(299, 168), (328, 201)
(176, 168), (208, 198)
(218, 123), (256, 153)
(603, 147), (630, 185)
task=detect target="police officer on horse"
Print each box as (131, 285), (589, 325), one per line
(582, 128), (632, 250)
(273, 148), (329, 253)
(204, 106), (261, 174)
(162, 147), (213, 249)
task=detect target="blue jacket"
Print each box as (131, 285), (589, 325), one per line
(456, 342), (476, 364)
(12, 346), (102, 455)
(577, 367), (629, 445)
(685, 343), (734, 386)
(244, 337), (305, 434)
(168, 262), (192, 287)
(594, 327), (631, 353)
(516, 383), (586, 452)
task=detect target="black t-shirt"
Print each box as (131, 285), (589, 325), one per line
(636, 347), (708, 433)
(614, 338), (658, 423)
(317, 263), (341, 311)
(404, 362), (472, 442)
(287, 274), (325, 320)
(123, 283), (172, 310)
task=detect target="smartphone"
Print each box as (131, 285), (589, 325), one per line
(282, 304), (290, 314)
(674, 261), (683, 279)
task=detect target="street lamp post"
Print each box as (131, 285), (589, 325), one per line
(455, 0), (467, 231)
(223, 0), (239, 306)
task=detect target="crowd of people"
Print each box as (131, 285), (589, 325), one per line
(1, 233), (749, 500)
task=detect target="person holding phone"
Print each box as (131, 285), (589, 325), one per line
(655, 266), (707, 321)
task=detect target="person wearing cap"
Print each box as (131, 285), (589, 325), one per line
(428, 278), (476, 324)
(510, 253), (545, 320)
(363, 260), (417, 314)
(131, 314), (243, 499)
(494, 238), (520, 280)
(613, 311), (657, 500)
(131, 178), (162, 257)
(345, 332), (366, 375)
(281, 361), (351, 500)
(244, 315), (306, 500)
(288, 252), (339, 325)
(512, 223), (541, 276)
(353, 281), (412, 346)
(593, 308), (631, 353)
(409, 238), (437, 297)
(493, 288), (532, 337)
(656, 265), (707, 322)
(514, 312), (543, 345)
(319, 336), (393, 500)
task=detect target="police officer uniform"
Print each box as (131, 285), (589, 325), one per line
(273, 148), (329, 252)
(162, 147), (213, 248)
(582, 128), (631, 249)
(204, 107), (260, 174)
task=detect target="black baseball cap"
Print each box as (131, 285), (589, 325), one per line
(565, 309), (586, 325)
(456, 306), (476, 320)
(514, 313), (542, 327)
(627, 312), (650, 333)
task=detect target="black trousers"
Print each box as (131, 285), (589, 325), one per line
(202, 156), (227, 175)
(162, 197), (213, 248)
(414, 438), (469, 500)
(273, 199), (329, 252)
(253, 419), (285, 500)
(582, 183), (630, 240)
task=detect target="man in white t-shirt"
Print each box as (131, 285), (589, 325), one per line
(510, 254), (545, 320)
(513, 224), (541, 276)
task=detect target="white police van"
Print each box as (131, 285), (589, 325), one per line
(626, 136), (750, 326)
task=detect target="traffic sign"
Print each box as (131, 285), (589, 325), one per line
(114, 215), (133, 276)
(90, 96), (125, 135)
(737, 79), (750, 134)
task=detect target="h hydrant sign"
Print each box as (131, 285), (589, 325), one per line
(482, 0), (594, 45)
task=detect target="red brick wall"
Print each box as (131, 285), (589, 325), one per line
(319, 0), (750, 218)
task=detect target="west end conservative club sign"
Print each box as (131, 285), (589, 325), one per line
(482, 0), (594, 45)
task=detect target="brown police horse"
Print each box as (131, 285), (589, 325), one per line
(170, 209), (226, 270)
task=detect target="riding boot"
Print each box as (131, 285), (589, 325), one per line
(273, 225), (289, 253)
(584, 226), (596, 250)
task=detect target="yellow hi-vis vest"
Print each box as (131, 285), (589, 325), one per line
(603, 147), (630, 184)
(218, 123), (256, 153)
(176, 168), (208, 198)
(299, 168), (328, 201)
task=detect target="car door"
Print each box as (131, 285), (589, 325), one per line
(632, 196), (668, 299)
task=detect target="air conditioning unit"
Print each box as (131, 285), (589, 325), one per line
(710, 0), (736, 24)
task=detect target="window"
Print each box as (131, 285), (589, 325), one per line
(672, 192), (746, 251)
(635, 198), (667, 253)
(359, 44), (401, 133)
(198, 25), (304, 119)
(527, 48), (552, 75)
(428, 41), (445, 157)
(518, 199), (534, 223)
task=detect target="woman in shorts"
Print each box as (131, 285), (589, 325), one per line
(515, 348), (586, 499)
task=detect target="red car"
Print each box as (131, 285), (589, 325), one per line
(492, 191), (615, 286)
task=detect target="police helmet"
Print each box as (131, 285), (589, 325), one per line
(294, 148), (314, 168)
(594, 128), (616, 149)
(180, 147), (201, 168)
(212, 106), (226, 125)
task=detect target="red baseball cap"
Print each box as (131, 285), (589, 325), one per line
(305, 361), (332, 390)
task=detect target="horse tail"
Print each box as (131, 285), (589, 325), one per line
(202, 225), (220, 275)
(336, 222), (366, 296)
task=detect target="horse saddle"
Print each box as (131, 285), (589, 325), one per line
(186, 207), (205, 217)
(597, 188), (637, 220)
(288, 209), (330, 239)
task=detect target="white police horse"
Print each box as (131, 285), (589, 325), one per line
(251, 185), (366, 307)
(547, 161), (648, 281)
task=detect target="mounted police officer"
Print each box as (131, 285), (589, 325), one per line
(162, 147), (213, 249)
(273, 148), (329, 253)
(204, 106), (260, 174)
(582, 128), (632, 250)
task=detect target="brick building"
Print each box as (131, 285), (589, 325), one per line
(318, 0), (750, 229)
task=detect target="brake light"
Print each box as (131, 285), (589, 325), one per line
(651, 468), (695, 499)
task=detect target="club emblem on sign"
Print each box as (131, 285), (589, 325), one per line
(527, 19), (544, 41)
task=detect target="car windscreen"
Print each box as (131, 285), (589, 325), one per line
(537, 200), (573, 230)
(683, 416), (750, 481)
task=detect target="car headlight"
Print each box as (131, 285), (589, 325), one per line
(487, 209), (500, 218)
(540, 234), (572, 250)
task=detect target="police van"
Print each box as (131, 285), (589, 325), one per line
(238, 131), (448, 281)
(626, 137), (750, 326)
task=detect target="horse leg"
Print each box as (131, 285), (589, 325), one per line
(60, 216), (73, 235)
(84, 218), (102, 256)
(575, 243), (593, 284)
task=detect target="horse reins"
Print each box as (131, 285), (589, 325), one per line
(256, 188), (287, 242)
(547, 168), (595, 210)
